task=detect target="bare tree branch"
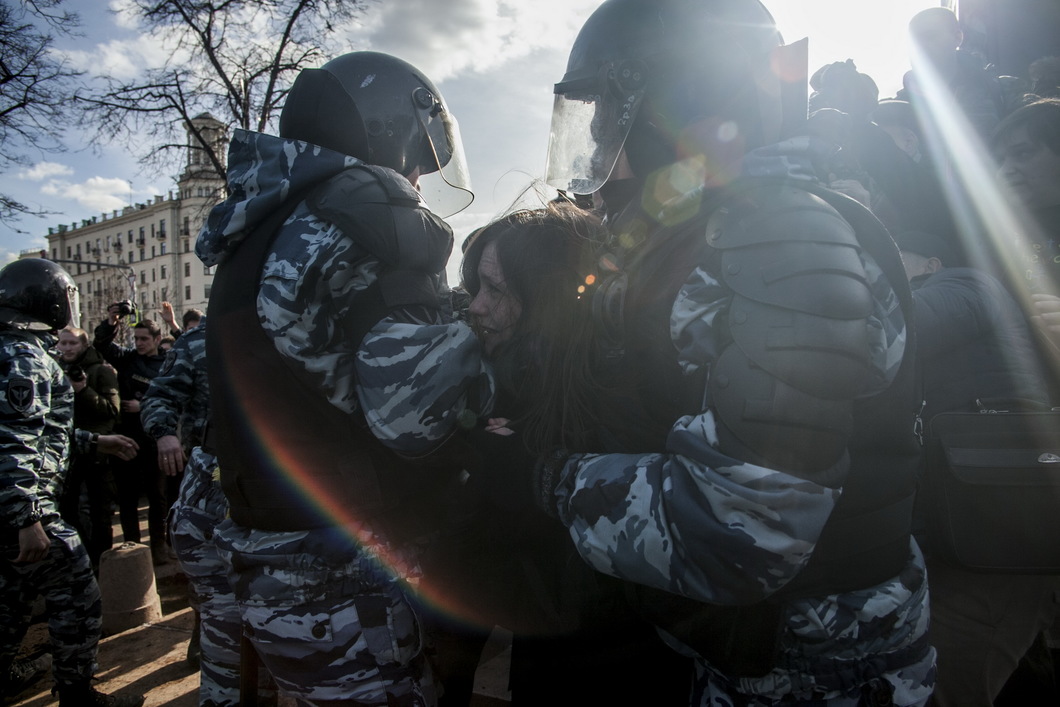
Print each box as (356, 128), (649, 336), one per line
(76, 0), (368, 186)
(0, 0), (83, 227)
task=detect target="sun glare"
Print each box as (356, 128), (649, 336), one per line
(763, 0), (947, 98)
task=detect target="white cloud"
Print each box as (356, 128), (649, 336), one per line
(0, 248), (26, 267)
(41, 176), (139, 214)
(108, 0), (144, 30)
(64, 33), (179, 81)
(344, 0), (599, 81)
(19, 162), (74, 181)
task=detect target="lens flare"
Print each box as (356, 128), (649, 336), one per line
(906, 41), (1060, 379)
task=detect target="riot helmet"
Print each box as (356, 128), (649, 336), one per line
(545, 0), (801, 196)
(0, 258), (79, 331)
(280, 51), (473, 216)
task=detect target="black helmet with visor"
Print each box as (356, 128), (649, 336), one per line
(545, 0), (803, 196)
(281, 51), (473, 216)
(0, 258), (79, 331)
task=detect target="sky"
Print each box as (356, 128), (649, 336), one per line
(0, 0), (944, 279)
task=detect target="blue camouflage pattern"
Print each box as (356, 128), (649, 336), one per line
(169, 448), (246, 706)
(214, 520), (437, 706)
(198, 129), (493, 454)
(198, 129), (491, 704)
(141, 317), (209, 451)
(548, 144), (932, 705)
(141, 318), (249, 705)
(0, 523), (103, 689)
(72, 427), (98, 456)
(0, 326), (103, 690)
(0, 328), (72, 530)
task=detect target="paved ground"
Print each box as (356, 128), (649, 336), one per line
(7, 503), (513, 706)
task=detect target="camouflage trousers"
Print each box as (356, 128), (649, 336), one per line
(0, 520), (101, 688)
(169, 449), (244, 706)
(215, 519), (437, 706)
(686, 543), (935, 706)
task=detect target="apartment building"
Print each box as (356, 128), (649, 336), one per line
(34, 113), (227, 330)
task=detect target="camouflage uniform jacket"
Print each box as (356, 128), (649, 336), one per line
(196, 129), (492, 481)
(0, 326), (73, 531)
(141, 317), (208, 451)
(549, 140), (932, 702)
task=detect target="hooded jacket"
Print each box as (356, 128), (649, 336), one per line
(197, 129), (492, 533)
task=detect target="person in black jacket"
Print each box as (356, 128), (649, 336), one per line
(93, 309), (169, 563)
(896, 229), (1059, 707)
(898, 230), (1046, 419)
(56, 326), (121, 568)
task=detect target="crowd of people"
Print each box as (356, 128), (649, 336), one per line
(3, 1), (1060, 706)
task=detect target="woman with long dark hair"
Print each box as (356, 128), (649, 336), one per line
(435, 200), (692, 705)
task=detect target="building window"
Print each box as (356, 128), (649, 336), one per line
(204, 284), (212, 298)
(140, 271), (146, 285)
(87, 280), (92, 294)
(129, 252), (134, 263)
(159, 219), (166, 236)
(151, 268), (156, 282)
(139, 227), (145, 239)
(203, 264), (213, 276)
(151, 246), (156, 258)
(160, 265), (167, 280)
(160, 242), (166, 255)
(184, 262), (190, 277)
(66, 247), (71, 258)
(183, 239), (190, 253)
(52, 248), (57, 259)
(183, 216), (190, 236)
(139, 249), (145, 260)
(184, 285), (191, 300)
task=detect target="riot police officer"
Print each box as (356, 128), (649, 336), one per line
(199, 51), (492, 705)
(0, 258), (143, 707)
(530, 1), (934, 704)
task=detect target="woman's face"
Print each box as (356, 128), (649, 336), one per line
(468, 240), (522, 355)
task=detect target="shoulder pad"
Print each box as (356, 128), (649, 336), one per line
(706, 183), (859, 250)
(309, 165), (422, 213)
(307, 166), (452, 273)
(708, 183), (873, 320)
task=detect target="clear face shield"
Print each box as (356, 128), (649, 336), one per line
(412, 86), (474, 218)
(544, 61), (648, 196)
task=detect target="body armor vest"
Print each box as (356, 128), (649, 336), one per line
(600, 179), (920, 676)
(205, 166), (452, 534)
